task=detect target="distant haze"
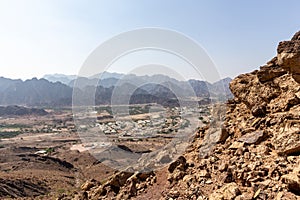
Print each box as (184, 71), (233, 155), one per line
(0, 72), (232, 107)
(0, 1), (299, 80)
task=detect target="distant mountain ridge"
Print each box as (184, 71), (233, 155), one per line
(0, 77), (72, 106)
(43, 74), (77, 85)
(0, 73), (232, 107)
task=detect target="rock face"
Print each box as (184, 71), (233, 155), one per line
(73, 32), (300, 200)
(277, 31), (300, 83)
(228, 32), (300, 157)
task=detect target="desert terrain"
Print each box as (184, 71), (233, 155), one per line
(0, 103), (209, 199)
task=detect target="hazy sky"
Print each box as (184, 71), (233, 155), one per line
(0, 0), (299, 80)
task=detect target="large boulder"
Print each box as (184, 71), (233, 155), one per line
(277, 31), (300, 83)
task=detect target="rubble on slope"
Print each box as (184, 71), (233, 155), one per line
(74, 31), (300, 200)
(162, 31), (300, 200)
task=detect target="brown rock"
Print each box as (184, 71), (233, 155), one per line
(198, 170), (210, 178)
(209, 182), (241, 200)
(168, 156), (186, 173)
(257, 65), (287, 83)
(282, 170), (300, 194)
(275, 191), (299, 200)
(219, 162), (229, 172)
(81, 180), (95, 191)
(229, 141), (244, 149)
(199, 127), (229, 158)
(238, 130), (267, 144)
(106, 171), (134, 188)
(283, 145), (300, 156)
(251, 103), (267, 117)
(277, 31), (300, 83)
(168, 169), (185, 183)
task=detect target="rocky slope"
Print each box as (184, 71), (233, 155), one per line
(72, 32), (300, 200)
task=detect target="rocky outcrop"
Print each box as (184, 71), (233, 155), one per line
(75, 171), (156, 200)
(277, 31), (300, 83)
(227, 32), (300, 157)
(73, 32), (300, 200)
(163, 31), (300, 199)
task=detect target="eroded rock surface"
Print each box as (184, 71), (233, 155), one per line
(73, 31), (300, 200)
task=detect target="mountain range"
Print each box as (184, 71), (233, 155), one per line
(0, 72), (232, 107)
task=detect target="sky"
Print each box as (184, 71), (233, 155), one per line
(0, 0), (300, 81)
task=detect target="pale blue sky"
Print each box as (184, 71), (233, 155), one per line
(0, 0), (299, 80)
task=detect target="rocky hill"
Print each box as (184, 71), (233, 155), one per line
(0, 77), (72, 107)
(73, 32), (300, 199)
(0, 75), (231, 107)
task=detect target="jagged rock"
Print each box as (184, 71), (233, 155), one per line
(168, 189), (180, 198)
(257, 65), (287, 83)
(158, 154), (172, 164)
(275, 191), (299, 200)
(81, 180), (96, 191)
(282, 166), (300, 195)
(282, 173), (300, 195)
(89, 185), (105, 199)
(229, 73), (280, 114)
(222, 31), (300, 200)
(209, 182), (241, 200)
(198, 170), (210, 178)
(104, 171), (134, 189)
(251, 103), (267, 117)
(168, 156), (186, 173)
(73, 31), (300, 200)
(277, 31), (300, 83)
(238, 130), (267, 144)
(235, 192), (253, 200)
(219, 162), (229, 172)
(282, 145), (300, 156)
(182, 174), (194, 184)
(199, 127), (228, 158)
(167, 169), (186, 183)
(74, 191), (88, 200)
(229, 141), (244, 149)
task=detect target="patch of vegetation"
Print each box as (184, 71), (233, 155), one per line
(97, 104), (153, 116)
(129, 105), (152, 115)
(0, 131), (22, 139)
(0, 124), (31, 129)
(45, 147), (55, 154)
(129, 106), (143, 115)
(96, 106), (113, 115)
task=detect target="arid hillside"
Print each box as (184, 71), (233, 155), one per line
(74, 32), (300, 200)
